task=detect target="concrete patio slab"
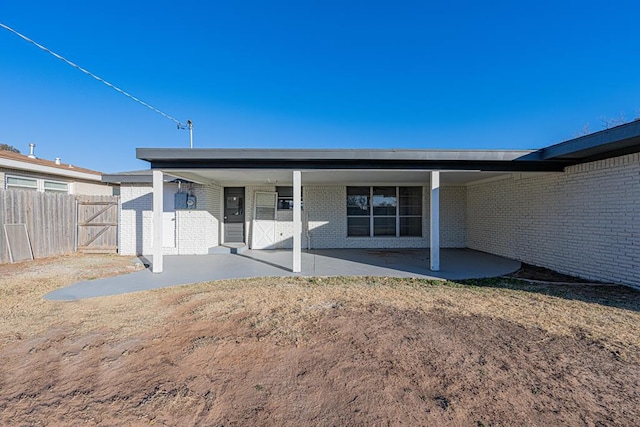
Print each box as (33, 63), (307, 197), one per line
(45, 248), (520, 301)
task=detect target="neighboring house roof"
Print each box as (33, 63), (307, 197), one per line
(0, 150), (103, 182)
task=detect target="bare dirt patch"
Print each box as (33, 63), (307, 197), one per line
(508, 263), (604, 283)
(1, 256), (639, 426)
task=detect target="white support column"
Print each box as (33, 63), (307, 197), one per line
(430, 170), (440, 271)
(292, 170), (302, 273)
(152, 169), (164, 273)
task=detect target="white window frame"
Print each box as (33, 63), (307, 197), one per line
(43, 179), (69, 193)
(6, 175), (38, 191)
(347, 186), (422, 238)
(5, 174), (69, 194)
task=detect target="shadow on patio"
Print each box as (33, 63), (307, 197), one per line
(45, 248), (520, 301)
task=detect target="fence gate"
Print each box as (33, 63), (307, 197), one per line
(77, 196), (118, 253)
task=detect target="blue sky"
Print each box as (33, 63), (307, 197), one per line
(1, 1), (640, 173)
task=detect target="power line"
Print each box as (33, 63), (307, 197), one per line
(0, 22), (188, 128)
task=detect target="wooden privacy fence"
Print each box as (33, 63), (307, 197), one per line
(0, 189), (119, 263)
(77, 196), (118, 253)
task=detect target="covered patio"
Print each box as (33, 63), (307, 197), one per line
(130, 148), (561, 276)
(101, 122), (640, 288)
(45, 248), (520, 300)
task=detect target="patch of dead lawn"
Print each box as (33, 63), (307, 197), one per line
(1, 255), (640, 425)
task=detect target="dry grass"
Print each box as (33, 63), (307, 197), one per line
(2, 254), (640, 426)
(1, 255), (639, 362)
(156, 275), (640, 361)
(0, 254), (163, 341)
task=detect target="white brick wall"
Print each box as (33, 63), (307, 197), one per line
(242, 185), (468, 249)
(121, 181), (467, 253)
(176, 210), (217, 254)
(119, 182), (222, 255)
(467, 153), (640, 286)
(441, 186), (467, 247)
(297, 185), (466, 249)
(141, 211), (178, 255)
(205, 183), (222, 246)
(120, 184), (152, 255)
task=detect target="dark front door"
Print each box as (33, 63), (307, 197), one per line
(224, 187), (245, 243)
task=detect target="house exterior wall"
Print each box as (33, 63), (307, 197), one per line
(243, 184), (466, 249)
(73, 180), (115, 196)
(243, 185), (308, 249)
(120, 184), (152, 256)
(0, 167), (114, 195)
(176, 183), (221, 254)
(467, 153), (640, 286)
(120, 181), (468, 253)
(119, 182), (221, 256)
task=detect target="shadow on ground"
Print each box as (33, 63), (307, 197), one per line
(460, 276), (640, 313)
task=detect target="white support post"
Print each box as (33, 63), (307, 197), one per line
(152, 170), (164, 273)
(430, 170), (440, 271)
(292, 170), (302, 273)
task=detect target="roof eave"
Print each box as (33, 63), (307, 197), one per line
(0, 157), (102, 181)
(535, 120), (640, 161)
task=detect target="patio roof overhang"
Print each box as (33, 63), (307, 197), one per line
(134, 119), (640, 174)
(125, 120), (640, 187)
(128, 148), (569, 186)
(104, 168), (543, 186)
(136, 148), (571, 172)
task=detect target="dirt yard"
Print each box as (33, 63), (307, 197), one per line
(1, 254), (639, 426)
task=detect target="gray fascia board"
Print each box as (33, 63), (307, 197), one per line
(102, 170), (186, 184)
(102, 174), (153, 184)
(136, 148), (535, 163)
(149, 158), (569, 172)
(137, 148), (569, 171)
(538, 120), (640, 160)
